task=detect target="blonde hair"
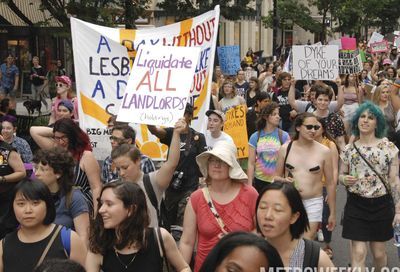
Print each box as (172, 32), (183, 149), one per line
(372, 84), (390, 105)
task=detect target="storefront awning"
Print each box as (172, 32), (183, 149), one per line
(0, 0), (62, 27)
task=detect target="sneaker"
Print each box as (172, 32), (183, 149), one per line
(317, 229), (324, 242)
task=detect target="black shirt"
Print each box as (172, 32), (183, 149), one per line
(102, 229), (162, 272)
(272, 88), (301, 132)
(161, 127), (206, 191)
(31, 66), (46, 86)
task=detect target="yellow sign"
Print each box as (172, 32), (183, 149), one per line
(223, 105), (248, 158)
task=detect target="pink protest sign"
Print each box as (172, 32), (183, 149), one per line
(341, 37), (357, 50)
(370, 40), (388, 53)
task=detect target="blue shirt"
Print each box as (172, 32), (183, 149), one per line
(101, 154), (156, 183)
(54, 188), (89, 230)
(0, 64), (19, 89)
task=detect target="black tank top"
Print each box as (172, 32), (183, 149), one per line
(2, 225), (68, 272)
(0, 141), (16, 193)
(101, 228), (162, 272)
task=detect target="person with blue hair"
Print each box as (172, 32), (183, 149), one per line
(339, 101), (400, 271)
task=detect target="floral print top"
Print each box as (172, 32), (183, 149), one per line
(340, 138), (398, 198)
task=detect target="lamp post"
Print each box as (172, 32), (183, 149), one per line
(256, 0), (262, 51)
(272, 0), (278, 58)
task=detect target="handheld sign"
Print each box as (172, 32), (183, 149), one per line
(292, 45), (339, 80)
(368, 32), (384, 47)
(341, 37), (357, 50)
(217, 45), (240, 75)
(223, 105), (248, 158)
(117, 45), (201, 127)
(70, 6), (220, 160)
(370, 40), (388, 53)
(339, 50), (363, 74)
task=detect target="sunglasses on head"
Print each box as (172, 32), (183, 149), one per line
(303, 124), (321, 130)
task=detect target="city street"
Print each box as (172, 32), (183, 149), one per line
(328, 185), (400, 268)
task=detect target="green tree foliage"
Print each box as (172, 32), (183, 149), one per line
(39, 0), (150, 29)
(333, 0), (400, 37)
(262, 0), (321, 35)
(156, 0), (255, 21)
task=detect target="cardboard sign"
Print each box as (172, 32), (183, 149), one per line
(223, 105), (248, 158)
(116, 45), (200, 126)
(394, 36), (400, 48)
(370, 40), (388, 53)
(341, 37), (357, 50)
(283, 49), (292, 73)
(292, 45), (339, 80)
(71, 7), (220, 160)
(339, 50), (363, 74)
(217, 45), (240, 75)
(368, 32), (384, 47)
(328, 39), (342, 49)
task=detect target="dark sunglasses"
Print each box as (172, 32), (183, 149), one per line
(56, 83), (65, 87)
(303, 124), (321, 130)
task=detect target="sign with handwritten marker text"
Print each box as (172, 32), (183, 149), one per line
(71, 6), (220, 160)
(217, 45), (240, 75)
(223, 105), (248, 158)
(293, 45), (339, 80)
(117, 45), (200, 126)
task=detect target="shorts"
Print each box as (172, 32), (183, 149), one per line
(302, 196), (323, 222)
(0, 86), (16, 98)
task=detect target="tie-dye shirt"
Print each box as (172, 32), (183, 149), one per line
(249, 128), (290, 182)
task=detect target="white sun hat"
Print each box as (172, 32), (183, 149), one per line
(196, 141), (247, 181)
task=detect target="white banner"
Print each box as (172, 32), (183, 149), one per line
(117, 45), (200, 126)
(292, 45), (339, 80)
(71, 6), (220, 160)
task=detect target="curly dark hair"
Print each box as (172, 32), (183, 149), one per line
(53, 118), (92, 160)
(89, 181), (150, 255)
(256, 102), (279, 131)
(33, 147), (75, 205)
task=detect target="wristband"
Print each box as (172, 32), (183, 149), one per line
(339, 175), (347, 186)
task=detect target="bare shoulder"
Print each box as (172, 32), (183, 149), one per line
(314, 141), (330, 153)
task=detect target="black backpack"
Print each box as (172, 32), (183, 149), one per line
(303, 239), (320, 268)
(143, 174), (170, 231)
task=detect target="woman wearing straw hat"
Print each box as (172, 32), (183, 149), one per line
(179, 141), (258, 272)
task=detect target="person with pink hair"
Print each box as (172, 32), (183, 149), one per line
(48, 76), (79, 125)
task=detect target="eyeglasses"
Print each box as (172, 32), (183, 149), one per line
(53, 135), (68, 143)
(109, 136), (127, 143)
(302, 124), (321, 130)
(56, 83), (65, 87)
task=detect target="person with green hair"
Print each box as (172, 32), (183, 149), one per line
(340, 101), (400, 271)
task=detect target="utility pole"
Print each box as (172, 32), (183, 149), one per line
(256, 0), (262, 51)
(272, 0), (278, 58)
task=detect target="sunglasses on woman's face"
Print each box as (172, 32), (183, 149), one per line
(303, 124), (321, 130)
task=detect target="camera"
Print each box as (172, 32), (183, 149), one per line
(171, 171), (184, 190)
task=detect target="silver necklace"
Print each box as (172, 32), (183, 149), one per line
(114, 249), (137, 269)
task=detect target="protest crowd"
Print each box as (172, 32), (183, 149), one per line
(0, 13), (399, 272)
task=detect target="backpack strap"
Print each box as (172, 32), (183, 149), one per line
(153, 227), (170, 272)
(35, 225), (62, 268)
(60, 226), (71, 257)
(143, 174), (159, 214)
(303, 239), (320, 268)
(283, 141), (293, 178)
